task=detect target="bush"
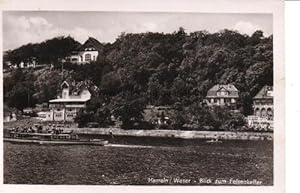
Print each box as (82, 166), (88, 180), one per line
(158, 123), (172, 130)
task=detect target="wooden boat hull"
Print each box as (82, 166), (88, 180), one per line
(4, 138), (108, 146)
(205, 139), (223, 144)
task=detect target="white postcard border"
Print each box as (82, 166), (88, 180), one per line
(0, 0), (284, 193)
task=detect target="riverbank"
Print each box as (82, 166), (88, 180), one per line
(63, 128), (272, 141)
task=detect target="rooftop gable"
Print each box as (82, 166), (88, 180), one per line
(61, 80), (70, 88)
(80, 37), (104, 52)
(59, 79), (100, 97)
(210, 84), (238, 92)
(206, 84), (239, 98)
(253, 85), (273, 99)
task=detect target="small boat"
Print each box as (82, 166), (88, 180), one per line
(205, 138), (222, 143)
(4, 131), (108, 146)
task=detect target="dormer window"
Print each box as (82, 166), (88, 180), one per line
(222, 91), (228, 96)
(84, 47), (95, 51)
(217, 90), (228, 96)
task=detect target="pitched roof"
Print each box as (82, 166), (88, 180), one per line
(206, 84), (239, 98)
(72, 80), (100, 96)
(60, 79), (100, 96)
(61, 79), (76, 89)
(79, 37), (104, 52)
(253, 85), (273, 99)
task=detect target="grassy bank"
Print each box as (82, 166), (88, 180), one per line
(3, 119), (272, 141)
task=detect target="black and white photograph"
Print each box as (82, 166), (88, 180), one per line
(0, 0), (285, 191)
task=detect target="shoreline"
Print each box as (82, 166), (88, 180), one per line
(3, 127), (273, 141)
(64, 128), (273, 141)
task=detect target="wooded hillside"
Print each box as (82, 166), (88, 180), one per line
(3, 28), (273, 130)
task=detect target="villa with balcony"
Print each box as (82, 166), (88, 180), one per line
(247, 85), (273, 131)
(47, 80), (99, 122)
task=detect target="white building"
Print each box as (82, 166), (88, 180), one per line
(205, 84), (239, 109)
(247, 115), (273, 131)
(66, 37), (104, 64)
(3, 106), (18, 122)
(48, 80), (99, 122)
(247, 85), (273, 131)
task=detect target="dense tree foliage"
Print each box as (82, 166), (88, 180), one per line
(4, 69), (36, 110)
(3, 28), (273, 129)
(4, 36), (81, 66)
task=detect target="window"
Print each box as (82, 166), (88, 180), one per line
(217, 91), (228, 96)
(55, 113), (62, 117)
(267, 108), (273, 120)
(62, 91), (68, 99)
(85, 54), (91, 62)
(221, 91), (227, 96)
(255, 108), (260, 117)
(85, 47), (95, 51)
(261, 108), (267, 117)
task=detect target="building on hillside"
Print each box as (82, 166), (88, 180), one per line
(66, 37), (104, 64)
(253, 85), (273, 119)
(247, 85), (273, 131)
(48, 80), (99, 122)
(205, 84), (239, 109)
(8, 58), (38, 69)
(19, 59), (37, 68)
(3, 50), (36, 69)
(3, 106), (18, 122)
(4, 110), (17, 122)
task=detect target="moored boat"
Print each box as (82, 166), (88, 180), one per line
(205, 138), (222, 143)
(4, 131), (108, 146)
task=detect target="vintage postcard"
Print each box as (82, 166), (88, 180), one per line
(0, 0), (284, 193)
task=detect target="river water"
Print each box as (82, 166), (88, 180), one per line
(4, 137), (273, 185)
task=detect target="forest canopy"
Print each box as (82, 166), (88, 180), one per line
(3, 28), (273, 130)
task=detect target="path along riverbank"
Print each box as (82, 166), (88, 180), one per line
(62, 128), (272, 141)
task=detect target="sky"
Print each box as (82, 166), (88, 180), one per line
(3, 11), (272, 51)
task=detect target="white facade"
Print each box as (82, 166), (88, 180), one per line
(4, 113), (17, 122)
(246, 86), (274, 131)
(48, 81), (92, 122)
(247, 115), (273, 131)
(37, 111), (52, 121)
(19, 60), (37, 68)
(68, 48), (98, 64)
(206, 85), (239, 108)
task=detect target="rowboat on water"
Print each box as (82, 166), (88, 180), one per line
(4, 131), (108, 146)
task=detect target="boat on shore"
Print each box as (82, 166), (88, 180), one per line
(4, 131), (108, 146)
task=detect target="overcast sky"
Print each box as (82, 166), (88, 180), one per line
(3, 11), (272, 51)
